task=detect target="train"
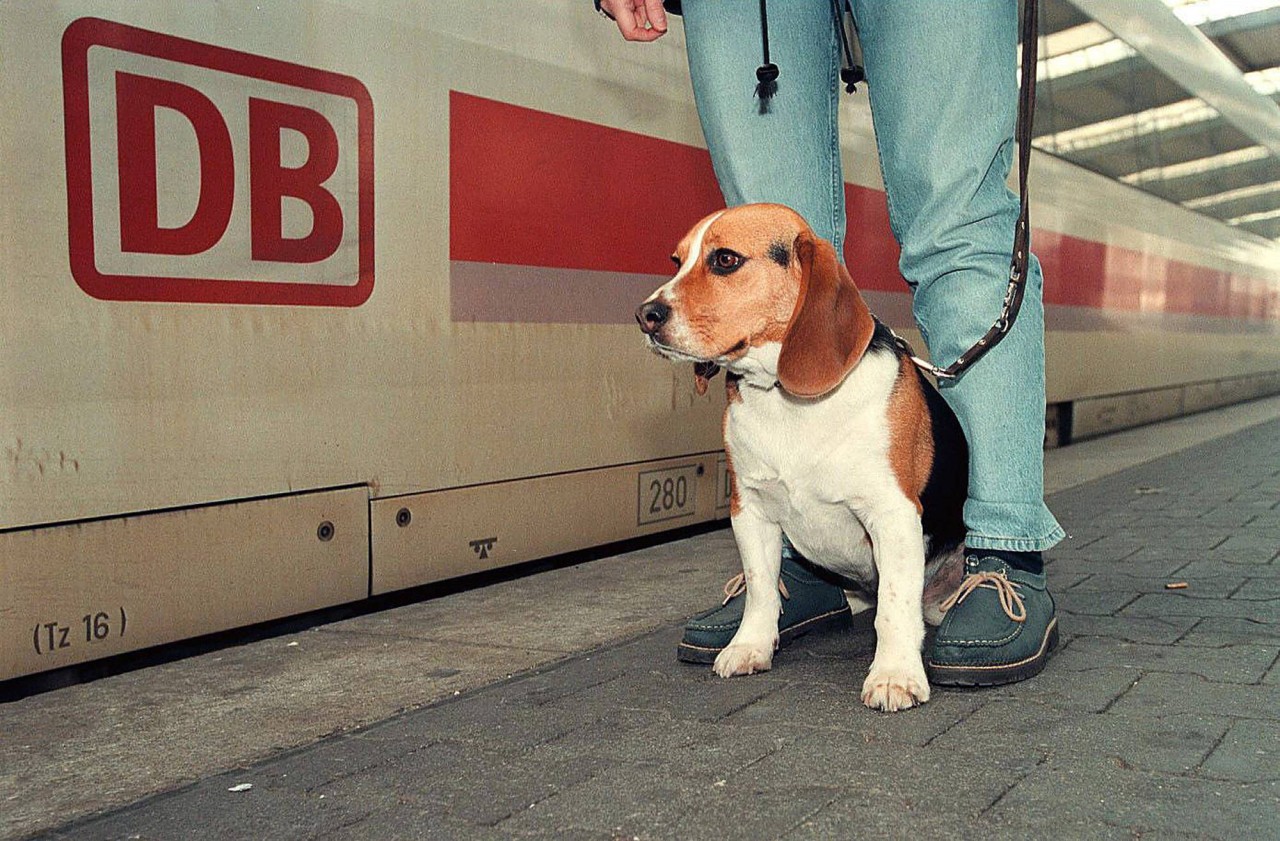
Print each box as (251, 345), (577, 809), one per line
(3, 1), (1278, 682)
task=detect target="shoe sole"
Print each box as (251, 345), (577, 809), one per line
(926, 618), (1059, 688)
(676, 604), (854, 665)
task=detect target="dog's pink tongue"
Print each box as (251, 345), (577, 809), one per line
(694, 362), (722, 396)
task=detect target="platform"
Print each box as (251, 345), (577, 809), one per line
(4, 396), (1279, 840)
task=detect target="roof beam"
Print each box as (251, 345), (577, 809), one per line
(1066, 0), (1280, 160)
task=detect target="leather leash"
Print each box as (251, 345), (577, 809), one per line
(900, 0), (1040, 381)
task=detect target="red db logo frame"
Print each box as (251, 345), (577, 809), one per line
(62, 17), (374, 306)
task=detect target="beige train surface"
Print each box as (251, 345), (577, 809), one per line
(3, 2), (1278, 681)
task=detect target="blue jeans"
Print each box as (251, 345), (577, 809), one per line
(682, 0), (1064, 552)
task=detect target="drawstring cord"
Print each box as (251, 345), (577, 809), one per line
(755, 0), (864, 102)
(831, 0), (865, 92)
(755, 0), (779, 100)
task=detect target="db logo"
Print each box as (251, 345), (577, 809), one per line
(61, 18), (374, 306)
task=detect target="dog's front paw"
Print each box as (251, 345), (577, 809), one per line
(861, 664), (930, 712)
(713, 643), (774, 678)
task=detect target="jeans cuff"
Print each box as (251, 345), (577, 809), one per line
(965, 525), (1066, 553)
(963, 498), (1065, 552)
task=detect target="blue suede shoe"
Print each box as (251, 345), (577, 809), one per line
(927, 555), (1059, 687)
(677, 550), (852, 664)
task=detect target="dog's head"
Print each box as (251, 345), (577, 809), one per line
(635, 203), (875, 398)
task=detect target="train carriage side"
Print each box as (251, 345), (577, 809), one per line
(2, 2), (1277, 681)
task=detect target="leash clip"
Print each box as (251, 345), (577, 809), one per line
(888, 327), (956, 380)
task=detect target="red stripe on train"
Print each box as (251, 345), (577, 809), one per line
(450, 91), (1278, 323)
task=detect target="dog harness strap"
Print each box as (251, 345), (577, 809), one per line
(910, 0), (1039, 382)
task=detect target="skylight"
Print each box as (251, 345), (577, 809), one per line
(1037, 67), (1280, 155)
(1034, 0), (1280, 83)
(1121, 145), (1271, 185)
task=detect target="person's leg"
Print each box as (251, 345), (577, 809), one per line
(850, 0), (1061, 684)
(682, 0), (846, 251)
(675, 0), (854, 665)
(849, 0), (1063, 557)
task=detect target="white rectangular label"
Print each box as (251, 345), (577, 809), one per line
(636, 465), (699, 526)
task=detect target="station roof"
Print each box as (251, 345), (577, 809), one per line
(1031, 0), (1280, 242)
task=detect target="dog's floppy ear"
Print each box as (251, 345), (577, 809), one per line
(693, 361), (721, 396)
(776, 230), (875, 398)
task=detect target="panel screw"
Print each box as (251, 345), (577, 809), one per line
(317, 521), (335, 541)
(396, 507), (412, 527)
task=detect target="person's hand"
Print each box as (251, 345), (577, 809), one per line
(599, 0), (668, 42)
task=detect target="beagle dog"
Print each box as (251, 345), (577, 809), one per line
(636, 203), (969, 712)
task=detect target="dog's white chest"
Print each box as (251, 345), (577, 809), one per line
(725, 352), (901, 584)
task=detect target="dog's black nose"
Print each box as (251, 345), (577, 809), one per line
(636, 300), (670, 335)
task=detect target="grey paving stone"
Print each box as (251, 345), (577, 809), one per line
(758, 739), (1035, 836)
(984, 757), (1279, 840)
(663, 782), (844, 841)
(313, 809), (511, 841)
(978, 663), (1142, 713)
(1067, 573), (1246, 599)
(252, 732), (435, 794)
(1059, 534), (1145, 563)
(294, 738), (609, 830)
(1052, 613), (1199, 645)
(1201, 719), (1280, 783)
(1122, 536), (1236, 561)
(351, 691), (589, 753)
(1116, 545), (1232, 569)
(1044, 570), (1090, 591)
(1108, 672), (1280, 721)
(723, 677), (986, 747)
(1193, 507), (1264, 528)
(1047, 533), (1107, 553)
(1177, 616), (1280, 648)
(63, 769), (372, 841)
(1053, 637), (1277, 684)
(1053, 588), (1142, 616)
(782, 802), (966, 839)
(1232, 577), (1280, 599)
(752, 628), (879, 689)
(1205, 534), (1280, 564)
(1229, 488), (1279, 506)
(536, 657), (791, 726)
(1121, 592), (1280, 622)
(1167, 525), (1240, 547)
(928, 700), (1229, 776)
(530, 708), (791, 779)
(533, 705), (705, 759)
(493, 767), (710, 838)
(1171, 558), (1280, 579)
(1048, 554), (1189, 578)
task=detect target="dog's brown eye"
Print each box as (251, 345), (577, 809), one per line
(709, 249), (745, 274)
(671, 254), (681, 267)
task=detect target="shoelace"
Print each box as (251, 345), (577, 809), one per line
(722, 572), (791, 606)
(939, 571), (1028, 623)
